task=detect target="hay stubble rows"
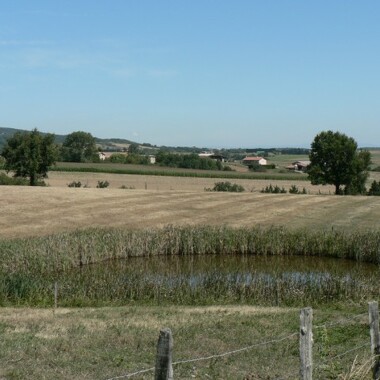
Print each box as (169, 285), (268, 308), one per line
(2, 177), (380, 238)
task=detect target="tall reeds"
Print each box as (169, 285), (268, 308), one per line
(1, 225), (380, 306)
(1, 225), (380, 275)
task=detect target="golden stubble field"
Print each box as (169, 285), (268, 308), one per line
(2, 171), (380, 239)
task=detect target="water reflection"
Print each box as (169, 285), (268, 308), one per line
(59, 254), (380, 305)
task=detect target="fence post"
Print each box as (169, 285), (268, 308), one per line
(155, 328), (173, 380)
(54, 282), (58, 310)
(369, 301), (380, 379)
(300, 307), (313, 380)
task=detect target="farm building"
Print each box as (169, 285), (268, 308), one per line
(242, 156), (267, 166)
(98, 152), (128, 161)
(198, 152), (226, 162)
(286, 160), (311, 172)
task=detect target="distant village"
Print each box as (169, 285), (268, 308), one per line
(97, 145), (311, 172)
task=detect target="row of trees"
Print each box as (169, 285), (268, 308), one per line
(0, 130), (101, 185)
(0, 128), (374, 193)
(156, 151), (223, 170)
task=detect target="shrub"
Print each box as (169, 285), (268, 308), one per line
(120, 185), (135, 189)
(206, 181), (245, 192)
(289, 185), (307, 194)
(67, 181), (82, 188)
(249, 164), (266, 172)
(97, 180), (110, 188)
(261, 184), (287, 194)
(0, 173), (29, 186)
(368, 180), (380, 196)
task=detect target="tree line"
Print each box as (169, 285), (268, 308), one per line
(0, 128), (375, 195)
(155, 151), (223, 170)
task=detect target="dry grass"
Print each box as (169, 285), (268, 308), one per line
(1, 182), (380, 239)
(46, 170), (332, 193)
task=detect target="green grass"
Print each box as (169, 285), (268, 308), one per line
(267, 150), (380, 173)
(267, 153), (309, 167)
(51, 161), (309, 181)
(0, 304), (373, 379)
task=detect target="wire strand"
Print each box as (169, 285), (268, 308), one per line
(172, 332), (298, 366)
(314, 312), (367, 330)
(105, 332), (298, 380)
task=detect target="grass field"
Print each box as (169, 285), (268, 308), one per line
(0, 305), (372, 379)
(2, 185), (380, 239)
(46, 169), (327, 192)
(1, 169), (380, 379)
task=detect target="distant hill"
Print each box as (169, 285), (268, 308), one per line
(1, 126), (378, 153)
(0, 127), (28, 148)
(0, 127), (136, 151)
(0, 127), (69, 147)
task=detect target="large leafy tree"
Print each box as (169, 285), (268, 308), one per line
(128, 143), (140, 154)
(1, 128), (57, 186)
(61, 131), (98, 162)
(308, 130), (371, 195)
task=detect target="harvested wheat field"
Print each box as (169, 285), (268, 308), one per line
(1, 183), (380, 239)
(46, 171), (337, 194)
(46, 163), (380, 192)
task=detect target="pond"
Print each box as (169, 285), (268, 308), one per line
(49, 254), (380, 307)
(1, 254), (379, 306)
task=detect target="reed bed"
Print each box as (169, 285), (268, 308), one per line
(1, 225), (380, 306)
(1, 225), (380, 274)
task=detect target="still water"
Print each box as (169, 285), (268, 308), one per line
(58, 254), (380, 306)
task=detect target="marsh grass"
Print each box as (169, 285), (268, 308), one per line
(1, 226), (380, 306)
(2, 225), (380, 274)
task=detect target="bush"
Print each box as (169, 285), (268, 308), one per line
(249, 164), (266, 172)
(0, 173), (29, 186)
(289, 185), (307, 194)
(206, 181), (245, 192)
(261, 184), (287, 194)
(97, 180), (110, 188)
(67, 181), (82, 188)
(368, 180), (380, 196)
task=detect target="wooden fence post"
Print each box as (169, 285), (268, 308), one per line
(369, 301), (380, 379)
(300, 307), (313, 380)
(54, 282), (58, 310)
(155, 328), (173, 380)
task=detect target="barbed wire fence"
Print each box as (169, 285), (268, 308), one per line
(103, 301), (380, 380)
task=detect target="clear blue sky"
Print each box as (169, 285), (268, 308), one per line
(1, 1), (379, 148)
